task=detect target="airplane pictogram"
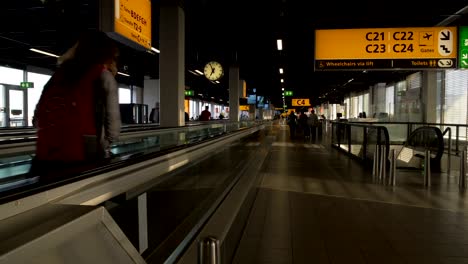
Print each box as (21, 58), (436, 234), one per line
(423, 33), (432, 40)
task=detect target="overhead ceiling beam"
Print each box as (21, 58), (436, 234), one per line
(436, 4), (468, 26)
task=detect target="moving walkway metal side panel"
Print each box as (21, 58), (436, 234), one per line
(0, 204), (145, 264)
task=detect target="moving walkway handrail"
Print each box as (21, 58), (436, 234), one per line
(0, 120), (247, 158)
(0, 121), (268, 207)
(0, 120), (242, 142)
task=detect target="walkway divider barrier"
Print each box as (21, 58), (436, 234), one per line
(373, 144), (380, 179)
(389, 149), (396, 186)
(379, 145), (387, 183)
(198, 236), (220, 264)
(423, 150), (431, 188)
(460, 150), (466, 190)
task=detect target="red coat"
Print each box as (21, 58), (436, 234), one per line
(200, 110), (211, 121)
(35, 65), (104, 161)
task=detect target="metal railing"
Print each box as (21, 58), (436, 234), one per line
(331, 121), (390, 162)
(348, 121), (467, 155)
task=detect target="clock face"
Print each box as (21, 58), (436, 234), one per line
(203, 61), (224, 81)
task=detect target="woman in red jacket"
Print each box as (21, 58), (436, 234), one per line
(31, 31), (121, 176)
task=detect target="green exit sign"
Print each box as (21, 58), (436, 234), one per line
(20, 82), (34, 88)
(185, 90), (194, 96)
(284, 90), (293, 96)
(460, 26), (468, 69)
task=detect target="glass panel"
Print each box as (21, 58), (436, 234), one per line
(380, 124), (407, 143)
(444, 69), (468, 140)
(132, 86), (143, 104)
(27, 72), (51, 126)
(9, 89), (25, 127)
(119, 88), (131, 104)
(350, 126), (363, 157)
(0, 66), (23, 86)
(0, 85), (5, 127)
(363, 93), (369, 116)
(385, 85), (394, 119)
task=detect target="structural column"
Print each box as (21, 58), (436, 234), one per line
(422, 71), (438, 123)
(229, 66), (240, 122)
(159, 2), (185, 127)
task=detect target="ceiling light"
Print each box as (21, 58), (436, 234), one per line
(29, 48), (59, 58)
(215, 80), (220, 83)
(279, 68), (284, 74)
(117, 72), (130, 77)
(277, 39), (283, 50)
(151, 47), (160, 53)
(282, 87), (284, 91)
(188, 70), (198, 75)
(280, 79), (284, 83)
(211, 97), (215, 99)
(195, 69), (203, 75)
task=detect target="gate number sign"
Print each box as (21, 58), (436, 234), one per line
(292, 99), (311, 106)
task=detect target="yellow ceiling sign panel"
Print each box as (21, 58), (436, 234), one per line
(114, 0), (152, 49)
(239, 105), (249, 111)
(316, 27), (457, 59)
(292, 98), (311, 107)
(315, 27), (457, 70)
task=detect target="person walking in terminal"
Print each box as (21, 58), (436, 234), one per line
(199, 105), (211, 121)
(287, 111), (297, 139)
(308, 109), (319, 142)
(31, 30), (121, 176)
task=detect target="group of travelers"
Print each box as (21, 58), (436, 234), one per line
(287, 109), (320, 142)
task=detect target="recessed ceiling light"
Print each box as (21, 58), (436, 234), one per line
(277, 39), (283, 50)
(117, 72), (130, 77)
(29, 48), (59, 58)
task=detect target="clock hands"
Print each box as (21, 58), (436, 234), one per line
(204, 61), (222, 80)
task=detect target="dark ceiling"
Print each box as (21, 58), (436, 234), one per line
(1, 0), (468, 107)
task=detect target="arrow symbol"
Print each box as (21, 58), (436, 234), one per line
(441, 31), (450, 41)
(464, 54), (468, 59)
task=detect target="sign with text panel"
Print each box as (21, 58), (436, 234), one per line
(315, 27), (457, 70)
(100, 0), (152, 50)
(316, 27), (457, 59)
(115, 0), (152, 49)
(292, 99), (311, 107)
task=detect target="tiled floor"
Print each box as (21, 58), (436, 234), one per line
(233, 123), (468, 264)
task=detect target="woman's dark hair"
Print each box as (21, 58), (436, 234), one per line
(58, 30), (119, 80)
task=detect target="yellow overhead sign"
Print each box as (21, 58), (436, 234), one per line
(315, 27), (457, 70)
(239, 105), (249, 111)
(114, 0), (152, 49)
(292, 98), (311, 107)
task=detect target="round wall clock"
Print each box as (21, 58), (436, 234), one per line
(203, 61), (224, 81)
